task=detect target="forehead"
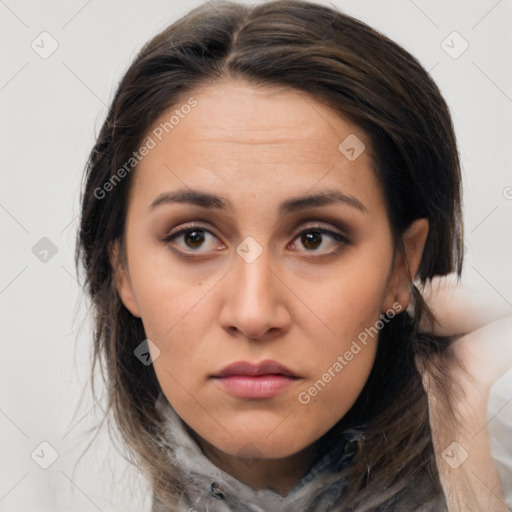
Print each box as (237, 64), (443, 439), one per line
(131, 79), (384, 216)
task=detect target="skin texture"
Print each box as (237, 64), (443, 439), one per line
(112, 79), (429, 495)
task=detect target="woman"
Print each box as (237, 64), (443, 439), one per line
(76, 0), (511, 510)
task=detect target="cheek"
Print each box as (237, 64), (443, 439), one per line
(296, 341), (377, 442)
(295, 251), (390, 408)
(295, 291), (382, 433)
(308, 341), (378, 408)
(124, 233), (223, 398)
(130, 265), (218, 376)
(143, 294), (214, 411)
(128, 246), (212, 341)
(309, 249), (391, 346)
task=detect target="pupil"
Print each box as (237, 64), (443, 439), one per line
(302, 231), (321, 250)
(185, 230), (205, 248)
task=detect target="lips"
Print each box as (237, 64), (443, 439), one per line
(211, 360), (300, 399)
(212, 359), (298, 378)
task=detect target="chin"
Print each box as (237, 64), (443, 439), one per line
(197, 414), (313, 460)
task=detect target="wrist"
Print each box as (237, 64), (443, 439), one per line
(426, 386), (507, 511)
(427, 377), (489, 441)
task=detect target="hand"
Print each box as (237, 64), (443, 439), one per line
(412, 273), (512, 397)
(413, 272), (511, 338)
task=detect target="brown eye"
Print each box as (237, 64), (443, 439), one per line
(291, 227), (349, 255)
(183, 230), (205, 249)
(301, 231), (323, 250)
(162, 225), (224, 254)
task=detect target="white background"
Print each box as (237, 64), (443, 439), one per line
(1, 0), (511, 510)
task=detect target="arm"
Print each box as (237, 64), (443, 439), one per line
(412, 275), (512, 511)
(425, 317), (512, 512)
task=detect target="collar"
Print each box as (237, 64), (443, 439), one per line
(155, 394), (366, 512)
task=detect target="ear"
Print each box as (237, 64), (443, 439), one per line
(382, 218), (429, 314)
(109, 240), (141, 318)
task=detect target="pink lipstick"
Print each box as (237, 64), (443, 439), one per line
(211, 360), (300, 399)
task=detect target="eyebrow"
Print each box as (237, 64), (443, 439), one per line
(148, 188), (367, 214)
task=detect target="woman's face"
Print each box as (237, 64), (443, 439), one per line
(114, 79), (427, 463)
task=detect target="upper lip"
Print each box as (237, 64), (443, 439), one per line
(212, 359), (299, 378)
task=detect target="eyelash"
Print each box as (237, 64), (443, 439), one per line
(161, 222), (351, 257)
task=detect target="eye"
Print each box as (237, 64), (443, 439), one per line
(288, 226), (349, 255)
(162, 224), (224, 254)
(162, 223), (350, 257)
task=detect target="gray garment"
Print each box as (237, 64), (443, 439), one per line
(152, 395), (448, 512)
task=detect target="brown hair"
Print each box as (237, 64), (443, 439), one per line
(76, 1), (463, 509)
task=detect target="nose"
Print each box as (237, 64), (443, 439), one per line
(217, 245), (292, 342)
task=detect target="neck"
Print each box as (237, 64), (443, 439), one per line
(189, 430), (319, 496)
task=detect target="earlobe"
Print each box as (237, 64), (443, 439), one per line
(383, 218), (429, 314)
(109, 240), (141, 318)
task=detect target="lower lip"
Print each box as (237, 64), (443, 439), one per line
(213, 375), (298, 399)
